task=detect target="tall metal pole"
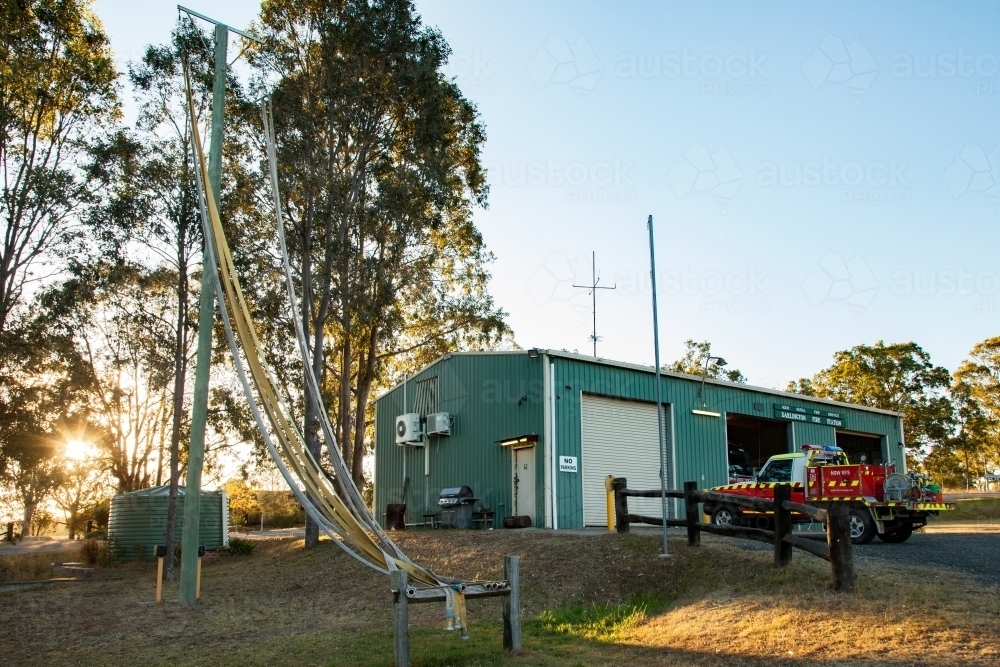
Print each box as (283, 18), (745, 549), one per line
(647, 215), (669, 558)
(180, 22), (227, 606)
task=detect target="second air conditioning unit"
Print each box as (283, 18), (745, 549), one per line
(425, 412), (452, 437)
(395, 413), (423, 445)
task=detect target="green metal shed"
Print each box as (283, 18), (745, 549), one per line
(374, 350), (904, 530)
(107, 485), (229, 560)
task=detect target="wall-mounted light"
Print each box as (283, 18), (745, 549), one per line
(527, 348), (540, 358)
(698, 353), (727, 407)
(692, 409), (721, 417)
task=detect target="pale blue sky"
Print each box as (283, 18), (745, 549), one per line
(93, 1), (1000, 387)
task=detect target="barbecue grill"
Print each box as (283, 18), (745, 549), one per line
(438, 486), (477, 528)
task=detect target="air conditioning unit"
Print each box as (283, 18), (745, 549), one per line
(425, 412), (451, 437)
(395, 413), (423, 445)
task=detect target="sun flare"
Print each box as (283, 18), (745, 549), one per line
(65, 438), (95, 461)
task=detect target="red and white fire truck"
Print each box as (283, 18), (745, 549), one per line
(704, 444), (954, 544)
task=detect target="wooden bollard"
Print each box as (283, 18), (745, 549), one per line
(773, 484), (793, 568)
(683, 481), (700, 546)
(612, 477), (629, 534)
(503, 555), (521, 651)
(391, 569), (409, 667)
(154, 545), (167, 603)
(5, 522), (13, 543)
(827, 504), (856, 592)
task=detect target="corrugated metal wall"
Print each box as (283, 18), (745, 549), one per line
(107, 486), (226, 560)
(374, 353), (545, 528)
(373, 351), (904, 531)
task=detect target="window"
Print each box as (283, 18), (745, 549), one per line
(758, 458), (792, 483)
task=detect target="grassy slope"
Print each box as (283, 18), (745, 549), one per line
(1, 531), (997, 667)
(938, 498), (1000, 522)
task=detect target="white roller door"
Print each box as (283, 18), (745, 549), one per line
(581, 394), (666, 526)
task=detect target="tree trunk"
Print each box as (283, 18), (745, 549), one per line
(67, 505), (79, 540)
(339, 333), (353, 472)
(302, 232), (323, 549)
(163, 237), (189, 580)
(351, 325), (380, 489)
(22, 500), (35, 538)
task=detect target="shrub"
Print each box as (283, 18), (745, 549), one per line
(80, 539), (100, 566)
(228, 537), (256, 556)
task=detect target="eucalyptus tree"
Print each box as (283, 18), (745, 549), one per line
(788, 341), (954, 469)
(948, 337), (1000, 485)
(253, 0), (509, 545)
(0, 0), (118, 337)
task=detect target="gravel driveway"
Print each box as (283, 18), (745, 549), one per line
(851, 529), (1000, 586)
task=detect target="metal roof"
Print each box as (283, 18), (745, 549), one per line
(376, 348), (902, 418)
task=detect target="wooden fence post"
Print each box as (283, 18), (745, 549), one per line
(683, 481), (700, 546)
(5, 522), (12, 543)
(773, 484), (792, 568)
(826, 504), (856, 592)
(503, 555), (522, 651)
(391, 569), (409, 666)
(612, 477), (629, 534)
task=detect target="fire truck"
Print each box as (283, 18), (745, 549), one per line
(704, 445), (954, 544)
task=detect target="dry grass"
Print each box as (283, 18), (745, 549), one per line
(1, 530), (997, 667)
(624, 543), (1000, 666)
(0, 548), (84, 583)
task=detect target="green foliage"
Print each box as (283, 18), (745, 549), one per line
(257, 490), (304, 529)
(668, 339), (747, 383)
(788, 341), (953, 457)
(0, 0), (119, 336)
(538, 600), (649, 642)
(228, 537), (256, 556)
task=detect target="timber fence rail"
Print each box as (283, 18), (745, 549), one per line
(611, 478), (856, 592)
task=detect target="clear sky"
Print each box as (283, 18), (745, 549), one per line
(93, 1), (1000, 388)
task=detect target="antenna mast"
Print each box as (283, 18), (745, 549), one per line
(573, 251), (616, 357)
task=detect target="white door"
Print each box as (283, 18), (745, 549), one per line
(512, 446), (535, 523)
(581, 395), (666, 526)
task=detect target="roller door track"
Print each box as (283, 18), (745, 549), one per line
(581, 394), (666, 526)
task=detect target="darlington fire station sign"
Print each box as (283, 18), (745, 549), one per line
(773, 403), (846, 428)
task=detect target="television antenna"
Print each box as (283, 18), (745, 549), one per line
(573, 251), (616, 357)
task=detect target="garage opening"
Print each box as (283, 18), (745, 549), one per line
(725, 414), (790, 480)
(836, 431), (883, 464)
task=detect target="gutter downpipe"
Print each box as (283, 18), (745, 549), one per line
(551, 359), (558, 530)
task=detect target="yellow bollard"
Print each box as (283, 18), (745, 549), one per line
(154, 545), (167, 603)
(605, 475), (616, 531)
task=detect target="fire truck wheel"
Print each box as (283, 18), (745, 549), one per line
(848, 509), (877, 545)
(877, 526), (913, 543)
(711, 505), (741, 527)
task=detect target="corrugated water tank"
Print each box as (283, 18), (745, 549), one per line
(107, 485), (228, 560)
